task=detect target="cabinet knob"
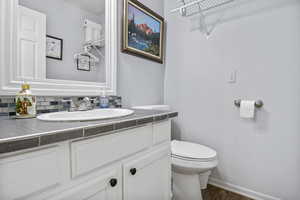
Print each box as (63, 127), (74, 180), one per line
(110, 178), (118, 187)
(130, 168), (137, 175)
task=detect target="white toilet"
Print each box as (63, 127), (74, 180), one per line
(132, 105), (218, 200)
(171, 140), (218, 200)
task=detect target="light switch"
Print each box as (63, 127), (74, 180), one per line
(228, 69), (237, 83)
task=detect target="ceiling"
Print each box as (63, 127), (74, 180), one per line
(65, 0), (105, 16)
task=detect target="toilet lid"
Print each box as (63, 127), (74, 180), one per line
(171, 140), (217, 161)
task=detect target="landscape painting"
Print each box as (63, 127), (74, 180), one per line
(122, 0), (164, 63)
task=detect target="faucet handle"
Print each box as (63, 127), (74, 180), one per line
(77, 97), (94, 111)
(89, 97), (98, 104)
(82, 97), (91, 103)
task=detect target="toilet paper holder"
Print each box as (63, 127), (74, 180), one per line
(234, 99), (264, 108)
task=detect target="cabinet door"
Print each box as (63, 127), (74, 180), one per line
(49, 167), (121, 200)
(0, 146), (67, 200)
(123, 145), (171, 200)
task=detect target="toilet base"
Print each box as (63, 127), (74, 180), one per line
(199, 171), (211, 189)
(172, 171), (203, 200)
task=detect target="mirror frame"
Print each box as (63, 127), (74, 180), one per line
(0, 0), (117, 96)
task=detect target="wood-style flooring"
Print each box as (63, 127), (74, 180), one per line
(202, 185), (254, 200)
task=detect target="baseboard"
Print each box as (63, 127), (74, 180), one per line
(208, 177), (281, 200)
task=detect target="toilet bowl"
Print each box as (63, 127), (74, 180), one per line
(132, 105), (218, 200)
(171, 140), (218, 200)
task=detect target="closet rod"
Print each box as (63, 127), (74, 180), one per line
(170, 0), (235, 14)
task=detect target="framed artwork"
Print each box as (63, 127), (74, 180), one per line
(77, 55), (91, 71)
(46, 35), (63, 60)
(122, 0), (165, 64)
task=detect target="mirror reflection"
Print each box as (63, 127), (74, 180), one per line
(19, 0), (106, 83)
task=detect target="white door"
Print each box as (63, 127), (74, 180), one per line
(48, 167), (122, 200)
(123, 146), (171, 200)
(18, 6), (46, 80)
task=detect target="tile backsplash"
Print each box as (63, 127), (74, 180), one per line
(0, 96), (122, 117)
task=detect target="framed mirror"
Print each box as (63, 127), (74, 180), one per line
(0, 0), (117, 96)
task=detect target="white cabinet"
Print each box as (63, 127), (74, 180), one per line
(0, 121), (172, 200)
(48, 167), (122, 200)
(153, 121), (171, 145)
(0, 145), (68, 200)
(71, 125), (152, 177)
(123, 146), (171, 200)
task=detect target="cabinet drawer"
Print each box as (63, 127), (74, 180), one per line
(71, 125), (152, 177)
(153, 120), (171, 145)
(0, 146), (65, 200)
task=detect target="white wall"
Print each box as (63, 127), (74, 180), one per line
(164, 0), (300, 199)
(117, 0), (165, 107)
(20, 0), (106, 83)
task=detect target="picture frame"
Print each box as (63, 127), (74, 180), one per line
(46, 35), (63, 60)
(122, 0), (165, 64)
(77, 55), (91, 71)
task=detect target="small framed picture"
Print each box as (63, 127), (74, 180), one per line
(46, 35), (63, 60)
(77, 55), (91, 71)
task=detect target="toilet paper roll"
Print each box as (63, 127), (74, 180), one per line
(240, 100), (255, 119)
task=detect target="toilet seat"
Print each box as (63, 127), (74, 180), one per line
(172, 154), (217, 162)
(171, 140), (217, 162)
(172, 155), (218, 171)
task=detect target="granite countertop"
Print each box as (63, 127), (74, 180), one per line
(0, 109), (178, 154)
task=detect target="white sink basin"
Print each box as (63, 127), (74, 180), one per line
(37, 109), (134, 122)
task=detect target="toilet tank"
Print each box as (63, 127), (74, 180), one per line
(132, 105), (171, 111)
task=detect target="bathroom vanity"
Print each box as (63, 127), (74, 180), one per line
(0, 0), (177, 199)
(0, 110), (177, 200)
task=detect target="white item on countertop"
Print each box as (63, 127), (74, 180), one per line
(132, 105), (171, 111)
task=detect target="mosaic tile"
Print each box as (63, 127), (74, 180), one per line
(36, 97), (45, 102)
(0, 108), (8, 113)
(39, 102), (50, 106)
(0, 97), (15, 103)
(0, 103), (8, 108)
(0, 96), (122, 115)
(50, 101), (59, 105)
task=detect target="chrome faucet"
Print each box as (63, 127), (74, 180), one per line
(62, 97), (96, 112)
(77, 97), (94, 111)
